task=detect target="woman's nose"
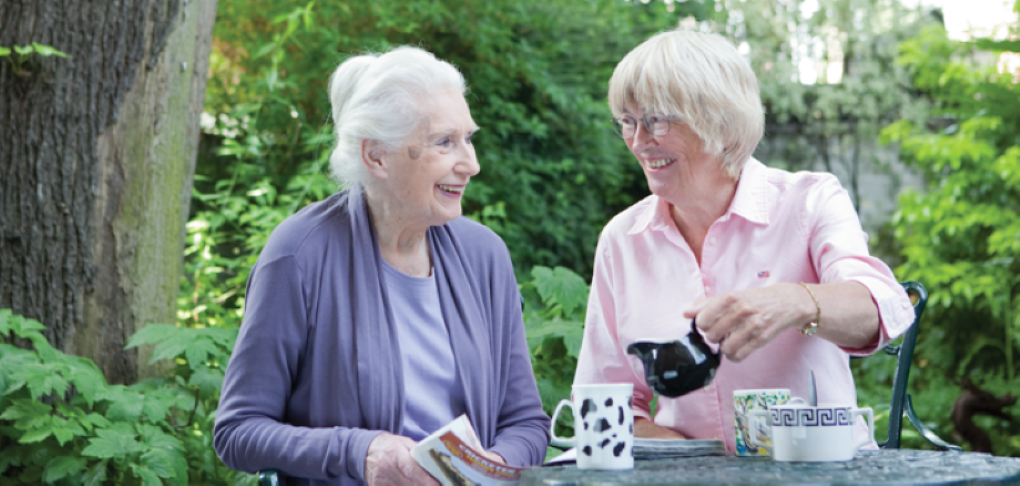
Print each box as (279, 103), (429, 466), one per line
(459, 144), (480, 176)
(628, 122), (655, 152)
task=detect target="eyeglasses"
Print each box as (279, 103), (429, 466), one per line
(611, 114), (678, 139)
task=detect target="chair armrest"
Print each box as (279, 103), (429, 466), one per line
(904, 395), (962, 452)
(258, 469), (280, 486)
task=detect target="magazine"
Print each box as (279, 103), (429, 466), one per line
(410, 414), (524, 486)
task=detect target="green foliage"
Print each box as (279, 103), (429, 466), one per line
(522, 266), (590, 442)
(876, 18), (1020, 455)
(199, 0), (718, 283)
(0, 310), (253, 485)
(0, 42), (69, 77)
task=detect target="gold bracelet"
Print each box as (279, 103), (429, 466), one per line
(797, 282), (820, 336)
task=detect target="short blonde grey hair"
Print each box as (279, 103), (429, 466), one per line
(608, 30), (764, 178)
(327, 46), (466, 187)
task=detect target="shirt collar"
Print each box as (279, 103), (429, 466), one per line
(626, 157), (770, 236)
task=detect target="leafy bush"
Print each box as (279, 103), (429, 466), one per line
(0, 310), (253, 485)
(869, 21), (1020, 455)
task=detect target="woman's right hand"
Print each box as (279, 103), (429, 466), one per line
(364, 433), (440, 486)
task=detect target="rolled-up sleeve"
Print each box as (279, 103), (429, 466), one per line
(805, 176), (916, 355)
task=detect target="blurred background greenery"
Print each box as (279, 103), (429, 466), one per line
(2, 0), (1018, 483)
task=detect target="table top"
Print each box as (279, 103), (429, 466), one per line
(521, 449), (1020, 485)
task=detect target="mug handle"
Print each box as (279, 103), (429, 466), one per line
(549, 399), (576, 449)
(747, 409), (772, 456)
(852, 407), (876, 451)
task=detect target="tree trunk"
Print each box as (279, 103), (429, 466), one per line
(0, 0), (217, 384)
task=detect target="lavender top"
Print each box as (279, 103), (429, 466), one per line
(378, 260), (466, 441)
(213, 184), (551, 485)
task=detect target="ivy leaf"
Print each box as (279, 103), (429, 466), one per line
(13, 44), (34, 56)
(81, 425), (144, 459)
(81, 459), (108, 486)
(0, 47), (8, 57)
(42, 456), (86, 482)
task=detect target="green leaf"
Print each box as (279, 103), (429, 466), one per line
(30, 42), (68, 57)
(42, 456), (86, 482)
(1, 398), (51, 430)
(140, 392), (175, 423)
(0, 47), (10, 57)
(81, 460), (108, 486)
(18, 426), (53, 444)
(103, 386), (144, 421)
(131, 463), (163, 486)
(81, 425), (144, 459)
(532, 266), (589, 318)
(189, 364), (225, 396)
(125, 324), (180, 349)
(184, 336), (221, 366)
(140, 448), (177, 479)
(13, 44), (33, 55)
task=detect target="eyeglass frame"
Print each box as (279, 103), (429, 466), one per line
(610, 114), (680, 139)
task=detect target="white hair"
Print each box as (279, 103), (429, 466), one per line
(327, 46), (466, 187)
(608, 30), (765, 179)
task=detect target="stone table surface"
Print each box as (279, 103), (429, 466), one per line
(520, 449), (1020, 485)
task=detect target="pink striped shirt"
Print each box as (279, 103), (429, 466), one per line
(574, 158), (915, 451)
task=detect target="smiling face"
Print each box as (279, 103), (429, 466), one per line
(373, 90), (480, 230)
(621, 106), (727, 201)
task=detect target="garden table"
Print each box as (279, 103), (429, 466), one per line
(521, 449), (1020, 485)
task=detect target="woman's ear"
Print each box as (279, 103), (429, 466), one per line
(361, 139), (388, 180)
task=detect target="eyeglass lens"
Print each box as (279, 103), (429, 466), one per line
(613, 116), (670, 139)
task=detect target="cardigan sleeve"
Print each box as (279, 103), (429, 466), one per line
(485, 248), (552, 466)
(213, 256), (382, 482)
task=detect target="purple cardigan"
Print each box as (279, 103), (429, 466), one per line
(213, 184), (550, 484)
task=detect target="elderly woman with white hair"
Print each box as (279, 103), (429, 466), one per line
(214, 47), (550, 485)
(573, 30), (915, 451)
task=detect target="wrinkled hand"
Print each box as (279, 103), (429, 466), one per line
(364, 433), (440, 486)
(684, 283), (812, 362)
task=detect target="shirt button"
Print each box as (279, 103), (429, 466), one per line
(710, 237), (717, 245)
(705, 286), (711, 293)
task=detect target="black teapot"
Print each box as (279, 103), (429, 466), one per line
(626, 319), (721, 398)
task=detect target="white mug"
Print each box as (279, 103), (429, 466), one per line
(749, 400), (875, 462)
(550, 383), (634, 470)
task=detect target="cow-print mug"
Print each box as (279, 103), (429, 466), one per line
(550, 383), (634, 470)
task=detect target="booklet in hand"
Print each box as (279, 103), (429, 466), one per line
(410, 414), (525, 486)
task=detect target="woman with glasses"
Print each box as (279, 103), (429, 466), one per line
(574, 30), (913, 451)
(213, 47), (550, 485)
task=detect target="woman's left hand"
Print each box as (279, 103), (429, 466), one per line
(684, 283), (813, 362)
(478, 449), (506, 465)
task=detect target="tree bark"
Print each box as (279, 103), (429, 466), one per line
(0, 0), (217, 384)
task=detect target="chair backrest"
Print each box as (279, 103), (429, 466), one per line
(878, 281), (927, 449)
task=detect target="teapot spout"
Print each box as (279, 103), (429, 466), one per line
(626, 341), (663, 361)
